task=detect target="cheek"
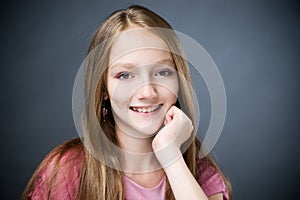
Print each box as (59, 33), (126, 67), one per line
(157, 78), (179, 100)
(162, 88), (178, 105)
(107, 80), (135, 108)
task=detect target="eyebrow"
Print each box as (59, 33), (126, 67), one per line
(156, 59), (175, 67)
(109, 58), (175, 71)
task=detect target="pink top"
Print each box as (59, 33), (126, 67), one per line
(28, 150), (229, 200)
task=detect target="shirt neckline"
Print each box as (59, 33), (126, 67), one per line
(123, 174), (166, 191)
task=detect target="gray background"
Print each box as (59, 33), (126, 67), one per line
(1, 0), (299, 199)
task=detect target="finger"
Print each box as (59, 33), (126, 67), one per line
(166, 106), (182, 120)
(164, 114), (172, 125)
(164, 106), (181, 126)
(164, 118), (168, 126)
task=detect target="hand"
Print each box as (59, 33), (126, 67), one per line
(152, 106), (194, 165)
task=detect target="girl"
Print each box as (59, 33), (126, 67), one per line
(23, 5), (231, 200)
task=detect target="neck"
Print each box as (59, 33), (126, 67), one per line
(115, 126), (161, 172)
(116, 124), (156, 153)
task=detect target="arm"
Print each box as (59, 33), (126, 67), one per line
(163, 153), (223, 200)
(152, 106), (224, 200)
(163, 153), (209, 200)
(209, 193), (224, 200)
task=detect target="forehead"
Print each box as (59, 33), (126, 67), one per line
(109, 28), (172, 66)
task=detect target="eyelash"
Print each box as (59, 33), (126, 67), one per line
(115, 72), (135, 80)
(155, 69), (174, 77)
(114, 68), (174, 80)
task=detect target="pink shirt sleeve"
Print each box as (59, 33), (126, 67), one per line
(28, 150), (82, 200)
(196, 159), (229, 200)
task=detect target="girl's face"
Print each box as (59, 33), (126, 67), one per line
(106, 28), (179, 138)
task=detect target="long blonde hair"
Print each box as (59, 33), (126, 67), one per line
(23, 5), (231, 200)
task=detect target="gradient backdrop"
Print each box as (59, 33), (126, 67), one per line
(1, 0), (299, 199)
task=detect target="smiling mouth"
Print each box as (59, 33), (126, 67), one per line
(129, 104), (162, 113)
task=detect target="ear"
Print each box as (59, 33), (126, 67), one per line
(103, 91), (109, 100)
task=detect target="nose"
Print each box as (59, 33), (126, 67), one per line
(136, 82), (157, 100)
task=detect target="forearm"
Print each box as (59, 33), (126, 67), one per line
(163, 154), (209, 200)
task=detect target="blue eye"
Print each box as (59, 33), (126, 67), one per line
(116, 72), (134, 80)
(155, 69), (173, 77)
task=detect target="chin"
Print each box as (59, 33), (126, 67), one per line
(131, 120), (163, 136)
(134, 123), (162, 135)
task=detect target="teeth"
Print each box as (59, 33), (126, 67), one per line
(131, 105), (160, 113)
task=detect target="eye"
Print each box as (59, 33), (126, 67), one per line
(155, 69), (174, 77)
(115, 72), (135, 80)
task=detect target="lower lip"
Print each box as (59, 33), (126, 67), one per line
(129, 105), (162, 116)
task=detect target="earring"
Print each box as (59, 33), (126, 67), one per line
(102, 101), (108, 121)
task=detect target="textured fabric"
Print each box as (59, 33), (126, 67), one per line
(28, 149), (82, 200)
(197, 159), (229, 200)
(28, 150), (229, 200)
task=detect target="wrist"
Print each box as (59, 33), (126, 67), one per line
(153, 145), (182, 168)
